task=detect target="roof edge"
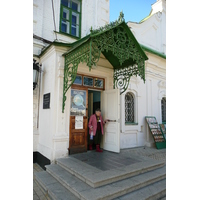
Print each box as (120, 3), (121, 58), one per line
(140, 44), (166, 59)
(38, 41), (74, 58)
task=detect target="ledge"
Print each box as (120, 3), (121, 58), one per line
(125, 122), (138, 125)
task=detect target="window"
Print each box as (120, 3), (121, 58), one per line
(83, 76), (93, 87)
(125, 92), (134, 124)
(72, 74), (105, 90)
(60, 0), (81, 38)
(73, 75), (82, 85)
(161, 97), (166, 123)
(94, 78), (103, 88)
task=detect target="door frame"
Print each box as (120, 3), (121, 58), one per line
(69, 74), (106, 154)
(69, 85), (88, 154)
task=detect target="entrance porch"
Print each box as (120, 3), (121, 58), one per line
(34, 147), (166, 200)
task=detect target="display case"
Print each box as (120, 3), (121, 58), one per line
(145, 116), (166, 149)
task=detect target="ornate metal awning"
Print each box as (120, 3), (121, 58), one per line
(62, 14), (148, 112)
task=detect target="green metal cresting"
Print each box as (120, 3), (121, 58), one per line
(62, 13), (148, 112)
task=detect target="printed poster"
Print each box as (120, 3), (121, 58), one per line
(70, 89), (86, 116)
(75, 116), (83, 129)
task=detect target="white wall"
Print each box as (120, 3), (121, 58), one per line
(33, 0), (110, 55)
(33, 0), (110, 159)
(81, 0), (110, 36)
(120, 0), (166, 149)
(33, 0), (166, 156)
(120, 52), (166, 149)
(128, 0), (166, 54)
(35, 44), (114, 161)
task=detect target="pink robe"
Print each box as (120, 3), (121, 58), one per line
(88, 114), (105, 136)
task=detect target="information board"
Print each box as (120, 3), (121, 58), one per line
(43, 93), (50, 109)
(145, 116), (166, 149)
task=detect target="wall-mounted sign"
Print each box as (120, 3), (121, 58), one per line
(43, 93), (50, 109)
(75, 116), (83, 129)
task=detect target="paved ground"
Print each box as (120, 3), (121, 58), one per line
(33, 146), (166, 199)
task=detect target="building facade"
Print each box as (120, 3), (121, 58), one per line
(33, 0), (166, 166)
(121, 0), (166, 148)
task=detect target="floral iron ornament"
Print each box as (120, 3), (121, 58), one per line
(62, 12), (148, 112)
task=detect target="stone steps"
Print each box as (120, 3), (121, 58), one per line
(34, 171), (79, 200)
(114, 179), (166, 200)
(56, 156), (165, 188)
(35, 161), (166, 200)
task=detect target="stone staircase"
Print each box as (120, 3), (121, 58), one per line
(34, 151), (166, 200)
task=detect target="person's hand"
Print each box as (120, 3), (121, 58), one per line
(90, 126), (93, 130)
(105, 119), (109, 123)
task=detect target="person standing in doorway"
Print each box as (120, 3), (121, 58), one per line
(88, 108), (108, 152)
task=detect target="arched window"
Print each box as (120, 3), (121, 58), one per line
(161, 97), (166, 123)
(125, 92), (134, 123)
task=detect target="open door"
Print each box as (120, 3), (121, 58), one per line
(101, 89), (120, 153)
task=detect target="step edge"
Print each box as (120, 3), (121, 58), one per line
(57, 159), (165, 188)
(117, 187), (166, 200)
(46, 165), (166, 200)
(34, 172), (49, 193)
(35, 170), (80, 200)
(46, 167), (82, 199)
(81, 176), (166, 200)
(146, 189), (166, 200)
(91, 163), (165, 188)
(57, 161), (89, 185)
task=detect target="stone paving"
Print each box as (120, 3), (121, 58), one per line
(124, 147), (166, 163)
(33, 146), (166, 199)
(71, 150), (144, 171)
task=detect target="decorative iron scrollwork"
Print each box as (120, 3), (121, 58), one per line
(62, 40), (101, 112)
(114, 63), (145, 94)
(62, 14), (147, 112)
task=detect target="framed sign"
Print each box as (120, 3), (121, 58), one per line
(70, 89), (86, 116)
(43, 93), (50, 109)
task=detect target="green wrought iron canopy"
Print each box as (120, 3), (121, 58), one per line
(62, 20), (148, 113)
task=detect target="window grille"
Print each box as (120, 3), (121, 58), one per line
(125, 92), (134, 123)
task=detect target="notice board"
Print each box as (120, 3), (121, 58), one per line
(145, 116), (166, 149)
(43, 93), (50, 109)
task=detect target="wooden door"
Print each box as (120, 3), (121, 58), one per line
(101, 89), (120, 153)
(69, 86), (88, 154)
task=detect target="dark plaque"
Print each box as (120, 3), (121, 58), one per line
(43, 93), (50, 109)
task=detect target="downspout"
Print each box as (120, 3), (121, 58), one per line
(51, 0), (58, 40)
(37, 65), (42, 129)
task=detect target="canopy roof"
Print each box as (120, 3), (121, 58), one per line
(62, 16), (148, 112)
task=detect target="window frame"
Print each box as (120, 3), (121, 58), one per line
(60, 0), (82, 39)
(72, 74), (105, 91)
(125, 92), (137, 125)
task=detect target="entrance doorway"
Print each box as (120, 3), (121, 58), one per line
(88, 90), (101, 120)
(68, 74), (105, 155)
(88, 90), (101, 150)
(68, 74), (120, 154)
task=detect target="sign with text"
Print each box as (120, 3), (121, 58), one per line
(43, 93), (50, 109)
(75, 116), (83, 129)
